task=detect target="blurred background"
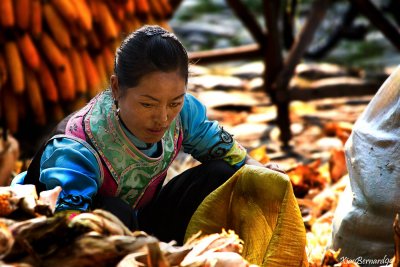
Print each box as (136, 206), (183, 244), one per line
(0, 1), (400, 264)
(1, 0), (399, 158)
(172, 0), (400, 68)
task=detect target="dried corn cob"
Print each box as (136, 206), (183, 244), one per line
(39, 33), (66, 69)
(72, 0), (93, 31)
(81, 50), (101, 97)
(0, 0), (173, 134)
(25, 68), (46, 125)
(15, 0), (31, 30)
(96, 2), (119, 41)
(135, 0), (150, 15)
(4, 41), (25, 94)
(149, 0), (165, 19)
(43, 3), (72, 49)
(0, 0), (15, 28)
(30, 0), (43, 38)
(125, 0), (136, 16)
(0, 54), (7, 86)
(17, 33), (41, 70)
(107, 2), (126, 22)
(159, 0), (173, 18)
(56, 57), (76, 101)
(38, 60), (59, 102)
(95, 54), (108, 89)
(51, 0), (79, 23)
(69, 48), (88, 94)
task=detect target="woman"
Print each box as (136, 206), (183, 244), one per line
(13, 25), (278, 245)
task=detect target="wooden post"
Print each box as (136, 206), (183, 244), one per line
(274, 0), (332, 147)
(263, 0), (287, 148)
(263, 0), (283, 92)
(225, 0), (266, 47)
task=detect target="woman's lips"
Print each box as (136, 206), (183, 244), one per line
(147, 128), (165, 135)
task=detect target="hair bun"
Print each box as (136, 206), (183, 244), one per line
(140, 25), (177, 39)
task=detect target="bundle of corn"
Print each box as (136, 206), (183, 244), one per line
(0, 185), (53, 218)
(0, 0), (173, 133)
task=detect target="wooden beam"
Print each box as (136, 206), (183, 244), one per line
(188, 44), (263, 64)
(351, 0), (400, 51)
(288, 81), (382, 101)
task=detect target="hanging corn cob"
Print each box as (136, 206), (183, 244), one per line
(0, 54), (7, 87)
(38, 60), (59, 103)
(4, 41), (25, 95)
(25, 67), (46, 125)
(30, 0), (43, 39)
(68, 48), (87, 95)
(0, 0), (174, 133)
(43, 3), (72, 49)
(17, 33), (41, 70)
(0, 0), (15, 28)
(15, 0), (31, 30)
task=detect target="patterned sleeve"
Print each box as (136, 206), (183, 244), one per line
(180, 93), (247, 167)
(39, 137), (102, 212)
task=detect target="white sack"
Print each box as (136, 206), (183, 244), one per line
(332, 65), (400, 264)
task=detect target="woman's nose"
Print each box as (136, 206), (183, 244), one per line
(154, 107), (168, 123)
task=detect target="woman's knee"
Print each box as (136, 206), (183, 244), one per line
(199, 159), (238, 182)
(93, 196), (138, 229)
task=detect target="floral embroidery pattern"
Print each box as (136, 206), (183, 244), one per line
(85, 91), (181, 206)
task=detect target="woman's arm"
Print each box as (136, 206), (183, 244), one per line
(180, 94), (246, 168)
(39, 137), (102, 212)
(180, 93), (285, 173)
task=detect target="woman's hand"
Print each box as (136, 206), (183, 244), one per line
(264, 162), (286, 174)
(39, 186), (62, 212)
(245, 155), (286, 174)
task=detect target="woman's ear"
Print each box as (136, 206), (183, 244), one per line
(110, 75), (119, 100)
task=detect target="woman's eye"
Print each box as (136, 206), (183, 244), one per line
(170, 102), (181, 108)
(141, 103), (152, 108)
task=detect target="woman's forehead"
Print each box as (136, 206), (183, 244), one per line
(125, 71), (186, 99)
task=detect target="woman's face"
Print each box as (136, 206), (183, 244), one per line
(112, 71), (186, 144)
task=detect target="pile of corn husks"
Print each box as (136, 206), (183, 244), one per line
(3, 157), (400, 266)
(0, 184), (256, 267)
(3, 121), (400, 266)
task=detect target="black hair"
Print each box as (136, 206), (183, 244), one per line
(114, 25), (189, 93)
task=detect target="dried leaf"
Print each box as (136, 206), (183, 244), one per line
(393, 214), (400, 267)
(328, 148), (347, 183)
(248, 145), (270, 165)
